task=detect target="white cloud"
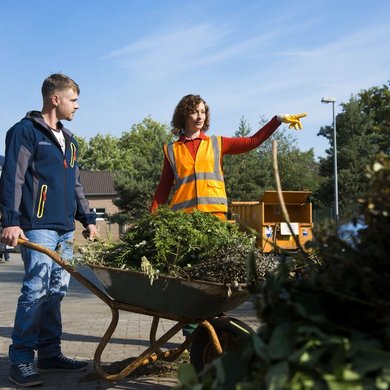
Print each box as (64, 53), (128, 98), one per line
(108, 24), (233, 76)
(109, 24), (229, 58)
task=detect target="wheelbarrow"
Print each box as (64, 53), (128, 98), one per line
(18, 239), (255, 382)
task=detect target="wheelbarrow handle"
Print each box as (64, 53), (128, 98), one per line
(17, 238), (113, 306)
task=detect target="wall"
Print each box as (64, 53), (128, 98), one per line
(74, 195), (122, 243)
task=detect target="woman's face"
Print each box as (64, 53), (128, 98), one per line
(184, 102), (206, 132)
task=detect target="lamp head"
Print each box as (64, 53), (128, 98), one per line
(321, 97), (336, 103)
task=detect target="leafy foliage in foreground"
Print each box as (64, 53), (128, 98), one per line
(175, 153), (390, 389)
(79, 207), (278, 284)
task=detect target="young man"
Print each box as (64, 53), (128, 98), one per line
(0, 73), (98, 387)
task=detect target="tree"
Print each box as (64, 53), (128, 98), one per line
(257, 130), (320, 194)
(112, 117), (172, 221)
(358, 82), (390, 153)
(74, 135), (88, 161)
(316, 83), (388, 218)
(235, 115), (251, 137)
(76, 117), (171, 222)
(76, 133), (131, 171)
(223, 116), (262, 201)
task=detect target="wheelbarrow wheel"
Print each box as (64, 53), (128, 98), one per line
(190, 316), (254, 373)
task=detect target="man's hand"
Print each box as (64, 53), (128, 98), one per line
(1, 226), (28, 247)
(82, 224), (98, 241)
(277, 113), (308, 130)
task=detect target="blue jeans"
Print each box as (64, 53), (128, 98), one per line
(9, 229), (74, 364)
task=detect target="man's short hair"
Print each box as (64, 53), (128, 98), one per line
(41, 73), (80, 101)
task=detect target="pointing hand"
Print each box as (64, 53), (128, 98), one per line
(277, 113), (308, 130)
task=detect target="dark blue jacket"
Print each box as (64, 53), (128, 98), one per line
(0, 111), (96, 231)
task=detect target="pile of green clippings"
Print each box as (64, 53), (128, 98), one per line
(79, 206), (278, 285)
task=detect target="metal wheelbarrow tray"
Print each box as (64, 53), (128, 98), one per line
(18, 240), (253, 382)
(90, 264), (248, 319)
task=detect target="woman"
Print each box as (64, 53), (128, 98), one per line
(150, 94), (306, 220)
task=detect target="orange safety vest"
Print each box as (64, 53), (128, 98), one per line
(163, 135), (228, 214)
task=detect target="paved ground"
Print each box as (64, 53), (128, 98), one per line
(0, 253), (260, 389)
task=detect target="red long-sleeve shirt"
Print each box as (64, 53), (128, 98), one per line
(150, 116), (281, 211)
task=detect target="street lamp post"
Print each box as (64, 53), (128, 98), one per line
(321, 96), (339, 223)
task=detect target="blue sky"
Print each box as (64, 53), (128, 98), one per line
(1, 0), (389, 158)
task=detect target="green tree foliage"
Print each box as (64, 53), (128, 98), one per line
(317, 83), (389, 217)
(76, 133), (131, 171)
(257, 130), (321, 195)
(235, 115), (252, 137)
(224, 116), (263, 201)
(74, 135), (88, 161)
(358, 82), (390, 153)
(112, 117), (172, 221)
(76, 117), (171, 222)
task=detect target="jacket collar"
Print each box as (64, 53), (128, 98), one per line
(177, 131), (208, 144)
(25, 111), (73, 138)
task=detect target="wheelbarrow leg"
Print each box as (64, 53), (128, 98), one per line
(93, 306), (119, 380)
(147, 316), (192, 363)
(93, 309), (187, 382)
(149, 316), (161, 352)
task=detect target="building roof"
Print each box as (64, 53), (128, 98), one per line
(80, 171), (116, 195)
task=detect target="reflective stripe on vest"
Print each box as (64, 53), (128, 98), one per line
(164, 136), (228, 213)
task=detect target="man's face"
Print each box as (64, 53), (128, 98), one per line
(55, 88), (79, 121)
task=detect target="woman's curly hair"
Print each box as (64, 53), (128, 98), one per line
(171, 94), (210, 135)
